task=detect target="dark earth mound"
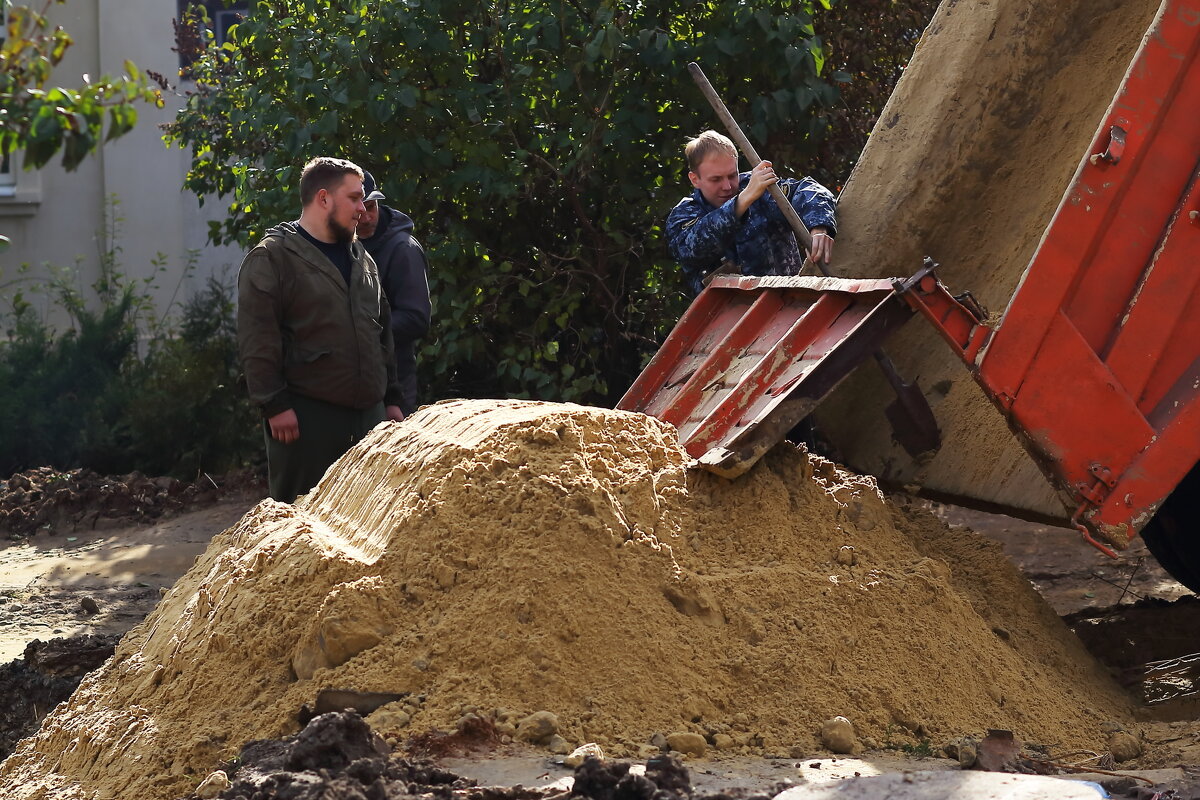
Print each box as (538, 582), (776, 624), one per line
(1068, 595), (1200, 711)
(0, 633), (119, 759)
(173, 710), (787, 800)
(0, 466), (264, 540)
(177, 711), (489, 800)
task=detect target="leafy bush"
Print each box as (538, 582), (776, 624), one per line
(165, 0), (940, 408)
(167, 0), (860, 405)
(1, 0), (163, 171)
(117, 274), (260, 478)
(0, 222), (260, 479)
(0, 271), (140, 474)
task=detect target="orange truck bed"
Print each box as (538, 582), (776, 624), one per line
(897, 0), (1200, 583)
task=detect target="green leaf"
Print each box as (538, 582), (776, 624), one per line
(368, 96), (395, 123)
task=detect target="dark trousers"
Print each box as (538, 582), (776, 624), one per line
(264, 394), (385, 503)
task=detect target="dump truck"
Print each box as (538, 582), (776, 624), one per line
(619, 0), (1200, 591)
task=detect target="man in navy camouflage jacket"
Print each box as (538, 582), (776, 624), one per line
(666, 130), (837, 295)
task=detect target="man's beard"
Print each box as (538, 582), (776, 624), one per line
(328, 216), (357, 244)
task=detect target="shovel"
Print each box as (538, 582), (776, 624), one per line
(687, 61), (941, 459)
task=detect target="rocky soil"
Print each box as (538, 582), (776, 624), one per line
(0, 466), (264, 541)
(170, 709), (1200, 800)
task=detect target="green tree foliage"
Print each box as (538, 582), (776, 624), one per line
(0, 207), (260, 478)
(817, 0), (939, 188)
(168, 0), (935, 405)
(0, 0), (164, 171)
(168, 0), (844, 403)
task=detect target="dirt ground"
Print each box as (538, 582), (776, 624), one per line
(0, 495), (258, 664)
(1, 467), (1198, 798)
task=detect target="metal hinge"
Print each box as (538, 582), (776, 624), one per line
(1070, 463), (1119, 558)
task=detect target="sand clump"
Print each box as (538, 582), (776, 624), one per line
(0, 400), (1136, 799)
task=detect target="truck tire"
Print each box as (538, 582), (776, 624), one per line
(1139, 462), (1200, 593)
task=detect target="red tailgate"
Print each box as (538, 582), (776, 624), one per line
(618, 275), (914, 477)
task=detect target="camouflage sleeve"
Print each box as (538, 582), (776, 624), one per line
(772, 177), (838, 236)
(666, 195), (740, 290)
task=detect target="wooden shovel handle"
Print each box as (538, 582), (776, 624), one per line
(687, 61), (819, 269)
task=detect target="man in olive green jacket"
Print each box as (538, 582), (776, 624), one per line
(238, 157), (404, 502)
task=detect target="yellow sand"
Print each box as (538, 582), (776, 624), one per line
(0, 400), (1134, 800)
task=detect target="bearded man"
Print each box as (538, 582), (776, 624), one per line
(237, 156), (404, 502)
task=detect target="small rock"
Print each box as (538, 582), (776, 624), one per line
(650, 732), (669, 751)
(516, 710), (559, 744)
(635, 743), (659, 759)
(364, 710), (412, 734)
(666, 731), (707, 757)
(80, 597), (99, 615)
(195, 770), (231, 799)
(836, 546), (857, 566)
(495, 721), (517, 737)
(547, 734), (571, 755)
(712, 733), (735, 751)
(953, 736), (977, 767)
(1099, 720), (1125, 734)
(788, 746), (806, 759)
(819, 716), (860, 755)
(564, 742), (604, 767)
(1108, 731), (1142, 762)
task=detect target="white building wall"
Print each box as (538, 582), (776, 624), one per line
(0, 0), (243, 325)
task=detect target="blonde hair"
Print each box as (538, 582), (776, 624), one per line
(685, 130), (737, 173)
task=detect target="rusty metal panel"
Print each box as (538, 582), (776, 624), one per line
(617, 275), (913, 477)
(909, 0), (1200, 549)
(815, 0), (1165, 521)
(983, 1), (1200, 403)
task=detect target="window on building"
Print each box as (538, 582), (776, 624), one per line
(0, 0), (14, 198)
(175, 1), (249, 71)
(0, 155), (14, 198)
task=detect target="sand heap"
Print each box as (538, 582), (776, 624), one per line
(0, 400), (1135, 800)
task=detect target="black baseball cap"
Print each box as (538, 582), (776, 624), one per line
(362, 170), (386, 202)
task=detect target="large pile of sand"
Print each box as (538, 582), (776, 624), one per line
(0, 400), (1134, 800)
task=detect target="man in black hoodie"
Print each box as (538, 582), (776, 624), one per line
(356, 171), (432, 416)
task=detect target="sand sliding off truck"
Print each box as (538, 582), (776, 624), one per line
(618, 0), (1200, 591)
